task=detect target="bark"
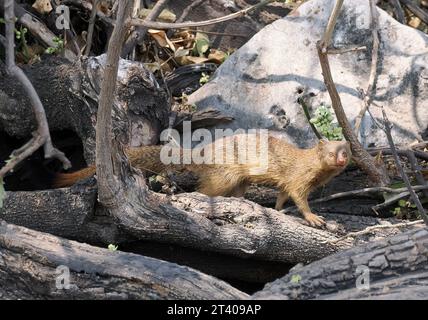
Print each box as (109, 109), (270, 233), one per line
(0, 219), (247, 300)
(252, 227), (428, 300)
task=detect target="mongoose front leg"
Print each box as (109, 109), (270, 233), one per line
(289, 192), (325, 227)
(275, 191), (289, 210)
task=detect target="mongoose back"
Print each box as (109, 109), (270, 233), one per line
(54, 134), (351, 227)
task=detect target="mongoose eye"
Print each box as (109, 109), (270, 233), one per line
(329, 152), (335, 157)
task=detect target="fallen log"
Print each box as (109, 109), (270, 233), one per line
(0, 219), (248, 300)
(252, 227), (428, 300)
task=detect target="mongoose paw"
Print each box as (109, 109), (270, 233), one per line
(303, 212), (325, 228)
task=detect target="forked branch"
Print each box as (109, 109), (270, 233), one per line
(316, 0), (390, 186)
(0, 0), (71, 182)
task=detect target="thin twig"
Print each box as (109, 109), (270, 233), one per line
(121, 0), (169, 58)
(319, 0), (344, 51)
(311, 185), (428, 204)
(371, 190), (419, 212)
(130, 0), (275, 29)
(354, 0), (380, 135)
(176, 0), (205, 24)
(186, 29), (248, 38)
(0, 0), (71, 181)
(84, 0), (99, 56)
(382, 109), (428, 225)
(327, 220), (424, 243)
(400, 0), (428, 25)
(297, 97), (322, 140)
(283, 184), (428, 213)
(328, 45), (367, 54)
(389, 0), (406, 23)
(406, 149), (428, 199)
(367, 147), (428, 161)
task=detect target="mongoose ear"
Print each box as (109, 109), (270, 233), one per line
(318, 139), (328, 147)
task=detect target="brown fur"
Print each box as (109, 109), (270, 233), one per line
(54, 134), (351, 227)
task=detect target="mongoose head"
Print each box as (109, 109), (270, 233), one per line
(317, 140), (351, 170)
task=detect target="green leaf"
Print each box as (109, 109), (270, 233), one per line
(392, 207), (401, 215)
(193, 32), (210, 57)
(290, 274), (302, 284)
(108, 244), (118, 252)
(398, 199), (407, 207)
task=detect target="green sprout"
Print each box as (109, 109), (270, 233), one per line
(310, 104), (344, 141)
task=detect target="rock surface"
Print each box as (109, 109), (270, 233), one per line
(189, 0), (428, 147)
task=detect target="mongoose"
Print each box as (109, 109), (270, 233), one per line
(54, 134), (351, 227)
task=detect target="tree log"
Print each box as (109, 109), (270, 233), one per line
(0, 219), (248, 299)
(252, 227), (428, 299)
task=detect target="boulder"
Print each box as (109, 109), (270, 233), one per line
(189, 0), (428, 147)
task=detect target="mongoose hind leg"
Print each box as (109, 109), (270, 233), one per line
(197, 171), (244, 197)
(229, 182), (249, 198)
(275, 191), (289, 210)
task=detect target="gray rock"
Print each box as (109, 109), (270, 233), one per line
(189, 0), (428, 147)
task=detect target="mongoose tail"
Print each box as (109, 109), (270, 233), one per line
(53, 145), (165, 188)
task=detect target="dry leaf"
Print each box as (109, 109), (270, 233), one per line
(208, 49), (228, 64)
(176, 55), (210, 66)
(148, 29), (176, 51)
(32, 0), (53, 14)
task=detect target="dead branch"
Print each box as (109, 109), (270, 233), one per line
(0, 0), (71, 182)
(327, 220), (424, 243)
(95, 1), (134, 206)
(382, 109), (428, 225)
(297, 96), (323, 140)
(130, 0), (275, 29)
(176, 0), (205, 23)
(328, 45), (367, 54)
(122, 0), (170, 58)
(308, 185), (428, 205)
(406, 149), (428, 199)
(283, 184), (428, 215)
(368, 147), (428, 161)
(316, 0), (390, 186)
(84, 0), (99, 56)
(400, 0), (428, 25)
(390, 0), (406, 23)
